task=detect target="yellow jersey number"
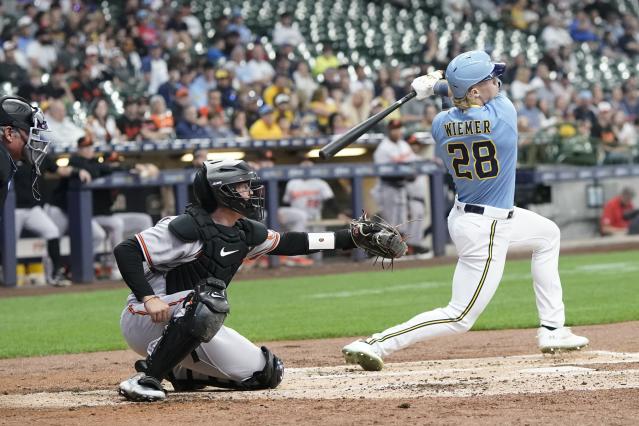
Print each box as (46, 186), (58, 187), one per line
(446, 140), (499, 180)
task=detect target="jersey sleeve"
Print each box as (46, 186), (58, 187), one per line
(134, 216), (203, 268)
(320, 180), (334, 200)
(245, 229), (281, 260)
(431, 112), (446, 161)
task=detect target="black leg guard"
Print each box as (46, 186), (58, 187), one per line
(238, 346), (284, 390)
(144, 278), (230, 382)
(165, 346), (284, 392)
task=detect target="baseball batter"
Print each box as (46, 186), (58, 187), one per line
(343, 51), (589, 371)
(116, 159), (399, 402)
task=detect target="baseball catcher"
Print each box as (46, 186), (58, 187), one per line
(116, 159), (407, 402)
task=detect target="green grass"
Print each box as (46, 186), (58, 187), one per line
(0, 250), (637, 359)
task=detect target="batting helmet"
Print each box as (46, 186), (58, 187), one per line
(445, 51), (506, 99)
(193, 159), (265, 220)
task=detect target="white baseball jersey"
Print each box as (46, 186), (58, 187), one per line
(373, 137), (418, 165)
(283, 178), (334, 221)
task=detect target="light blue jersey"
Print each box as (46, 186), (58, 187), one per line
(432, 92), (518, 209)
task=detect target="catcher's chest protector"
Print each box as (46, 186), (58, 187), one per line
(165, 206), (262, 294)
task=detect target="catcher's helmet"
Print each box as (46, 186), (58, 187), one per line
(193, 159), (265, 220)
(445, 50), (506, 99)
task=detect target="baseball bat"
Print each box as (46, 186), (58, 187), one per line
(319, 90), (417, 159)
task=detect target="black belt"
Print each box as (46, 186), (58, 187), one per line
(464, 203), (514, 219)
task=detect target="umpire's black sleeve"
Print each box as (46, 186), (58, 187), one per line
(114, 237), (155, 301)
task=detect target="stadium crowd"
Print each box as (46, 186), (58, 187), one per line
(0, 0), (637, 164)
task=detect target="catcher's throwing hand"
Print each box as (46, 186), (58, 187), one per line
(350, 213), (408, 261)
(143, 295), (171, 323)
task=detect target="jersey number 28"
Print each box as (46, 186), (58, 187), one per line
(447, 140), (499, 180)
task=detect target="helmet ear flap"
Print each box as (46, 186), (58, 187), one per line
(193, 168), (218, 212)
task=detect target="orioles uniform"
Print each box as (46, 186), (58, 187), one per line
(343, 50), (588, 371)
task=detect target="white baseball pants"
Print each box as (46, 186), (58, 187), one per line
(120, 290), (266, 382)
(367, 201), (566, 358)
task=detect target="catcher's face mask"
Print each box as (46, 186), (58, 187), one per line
(0, 96), (52, 200)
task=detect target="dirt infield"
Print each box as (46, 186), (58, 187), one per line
(0, 321), (637, 425)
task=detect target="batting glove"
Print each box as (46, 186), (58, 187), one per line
(411, 70), (443, 100)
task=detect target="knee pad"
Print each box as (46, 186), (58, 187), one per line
(187, 277), (230, 342)
(239, 346), (284, 390)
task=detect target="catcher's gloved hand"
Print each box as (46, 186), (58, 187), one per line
(350, 213), (408, 261)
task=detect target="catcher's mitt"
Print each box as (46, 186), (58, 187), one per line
(350, 212), (408, 266)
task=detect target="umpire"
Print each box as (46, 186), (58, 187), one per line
(0, 95), (51, 212)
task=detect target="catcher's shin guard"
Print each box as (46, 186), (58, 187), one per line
(144, 278), (230, 381)
(166, 346), (284, 391)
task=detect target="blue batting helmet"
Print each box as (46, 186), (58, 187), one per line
(445, 50), (506, 99)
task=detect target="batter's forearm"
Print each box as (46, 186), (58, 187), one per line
(114, 237), (155, 301)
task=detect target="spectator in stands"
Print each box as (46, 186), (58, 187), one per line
(529, 64), (562, 106)
(373, 86), (401, 122)
(510, 66), (532, 105)
(246, 44), (275, 88)
(189, 64), (218, 109)
(87, 98), (121, 146)
(206, 33), (226, 65)
(312, 44), (339, 77)
(509, 0), (539, 31)
(0, 41), (27, 87)
(176, 105), (210, 140)
(26, 28), (57, 71)
(611, 110), (637, 150)
(249, 105), (282, 140)
(116, 97), (143, 142)
(572, 90), (598, 127)
(273, 12), (305, 47)
(16, 15), (35, 54)
(273, 93), (295, 124)
(443, 0), (471, 25)
(309, 86), (337, 134)
(225, 45), (252, 85)
(263, 74), (291, 106)
(518, 91), (544, 131)
(70, 64), (103, 104)
(621, 85), (639, 122)
(40, 65), (73, 102)
(341, 90), (372, 128)
(617, 18), (639, 56)
(13, 156), (91, 286)
(207, 111), (234, 140)
(142, 44), (169, 95)
(44, 99), (85, 148)
(570, 11), (599, 43)
(157, 67), (182, 111)
(231, 110), (250, 138)
(600, 187), (639, 236)
(147, 95), (175, 140)
(214, 68), (238, 109)
(328, 112), (349, 135)
(292, 61), (318, 108)
(70, 135), (155, 280)
(593, 102), (632, 164)
(198, 89), (224, 122)
(541, 16), (574, 50)
(227, 9), (253, 44)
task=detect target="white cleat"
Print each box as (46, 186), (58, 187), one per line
(118, 372), (167, 402)
(342, 340), (384, 371)
(537, 327), (589, 354)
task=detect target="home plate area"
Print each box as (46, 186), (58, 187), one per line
(0, 351), (637, 408)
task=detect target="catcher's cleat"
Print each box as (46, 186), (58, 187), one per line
(118, 372), (167, 402)
(342, 341), (384, 371)
(537, 327), (589, 354)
